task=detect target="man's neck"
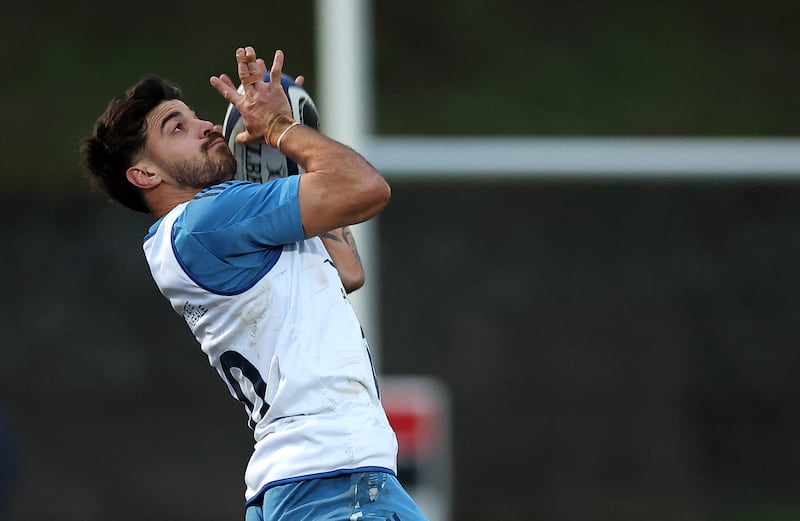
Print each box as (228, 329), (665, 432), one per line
(148, 187), (201, 219)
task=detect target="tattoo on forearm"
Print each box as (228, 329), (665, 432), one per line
(341, 227), (361, 262)
(321, 231), (342, 242)
(321, 228), (361, 263)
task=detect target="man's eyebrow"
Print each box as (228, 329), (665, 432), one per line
(160, 110), (183, 134)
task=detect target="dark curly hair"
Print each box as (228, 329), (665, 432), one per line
(81, 76), (183, 213)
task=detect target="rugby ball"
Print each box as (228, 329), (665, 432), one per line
(222, 73), (320, 183)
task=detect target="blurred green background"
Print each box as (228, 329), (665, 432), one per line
(1, 1), (799, 520)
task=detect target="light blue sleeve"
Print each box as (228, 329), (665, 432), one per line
(171, 178), (305, 295)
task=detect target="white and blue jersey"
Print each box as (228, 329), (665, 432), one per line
(142, 179), (397, 504)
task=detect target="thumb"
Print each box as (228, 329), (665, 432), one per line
(235, 130), (265, 145)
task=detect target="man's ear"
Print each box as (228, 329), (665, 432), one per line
(126, 165), (161, 189)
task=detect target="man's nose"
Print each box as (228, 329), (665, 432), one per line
(201, 120), (221, 136)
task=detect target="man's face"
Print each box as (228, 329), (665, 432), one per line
(143, 99), (236, 189)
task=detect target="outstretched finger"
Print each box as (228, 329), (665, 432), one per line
(210, 73), (242, 105)
(269, 50), (285, 87)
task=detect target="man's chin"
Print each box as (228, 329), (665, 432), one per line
(219, 172), (236, 184)
(204, 169), (235, 188)
(210, 153), (237, 185)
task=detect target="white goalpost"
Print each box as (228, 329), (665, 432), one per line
(367, 136), (800, 179)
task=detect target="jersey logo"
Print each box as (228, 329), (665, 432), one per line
(183, 302), (208, 328)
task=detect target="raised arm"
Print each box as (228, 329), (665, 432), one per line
(210, 47), (390, 238)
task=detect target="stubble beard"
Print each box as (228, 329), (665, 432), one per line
(168, 142), (237, 190)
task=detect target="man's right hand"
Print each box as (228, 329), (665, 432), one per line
(210, 46), (294, 146)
